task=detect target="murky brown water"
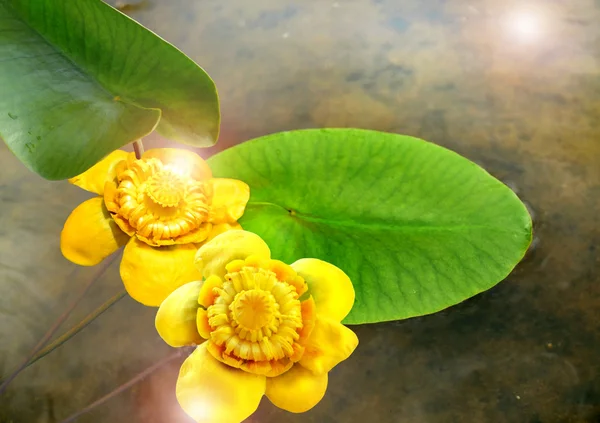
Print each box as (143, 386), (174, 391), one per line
(1, 0), (600, 422)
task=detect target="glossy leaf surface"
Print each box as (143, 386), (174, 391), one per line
(0, 0), (219, 179)
(208, 129), (532, 324)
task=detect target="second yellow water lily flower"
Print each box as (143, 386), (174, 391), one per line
(60, 148), (249, 306)
(155, 230), (358, 423)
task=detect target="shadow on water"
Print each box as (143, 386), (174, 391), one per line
(1, 0), (599, 422)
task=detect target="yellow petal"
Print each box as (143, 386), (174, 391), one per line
(266, 365), (328, 413)
(155, 281), (204, 347)
(60, 197), (128, 266)
(177, 344), (265, 423)
(270, 260), (307, 295)
(120, 238), (202, 306)
(206, 222), (242, 243)
(207, 178), (250, 223)
(68, 150), (130, 195)
(291, 258), (355, 322)
(298, 296), (317, 346)
(299, 316), (358, 375)
(166, 222), (212, 246)
(194, 230), (270, 279)
(197, 275), (223, 308)
(196, 308), (211, 339)
(142, 148), (212, 181)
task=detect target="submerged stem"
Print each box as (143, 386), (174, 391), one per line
(27, 290), (127, 368)
(133, 139), (144, 159)
(59, 350), (184, 423)
(0, 253), (119, 395)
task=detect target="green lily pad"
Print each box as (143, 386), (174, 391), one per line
(208, 129), (532, 324)
(0, 0), (219, 180)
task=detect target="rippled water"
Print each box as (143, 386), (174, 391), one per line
(1, 0), (599, 422)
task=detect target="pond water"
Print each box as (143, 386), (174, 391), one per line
(1, 0), (599, 422)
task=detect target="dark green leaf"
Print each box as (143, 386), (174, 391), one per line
(208, 129), (532, 324)
(0, 0), (219, 180)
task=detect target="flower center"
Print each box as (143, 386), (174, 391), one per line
(204, 263), (311, 376)
(231, 290), (278, 331)
(104, 157), (211, 246)
(145, 169), (186, 207)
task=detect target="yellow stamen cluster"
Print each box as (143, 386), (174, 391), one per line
(104, 157), (211, 246)
(146, 168), (187, 207)
(203, 257), (315, 377)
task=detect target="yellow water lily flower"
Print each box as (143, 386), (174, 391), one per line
(60, 149), (249, 306)
(155, 230), (358, 423)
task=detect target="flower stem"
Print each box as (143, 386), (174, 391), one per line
(59, 350), (184, 423)
(133, 139), (144, 159)
(0, 253), (119, 395)
(26, 290), (127, 369)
